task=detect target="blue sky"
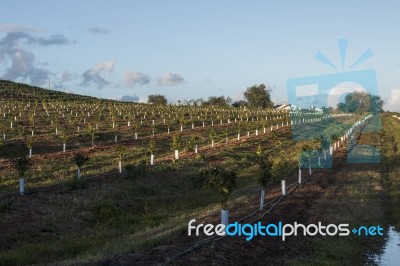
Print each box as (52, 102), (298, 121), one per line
(1, 1), (400, 110)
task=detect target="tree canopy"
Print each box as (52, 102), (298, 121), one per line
(243, 84), (274, 108)
(337, 91), (383, 114)
(147, 94), (167, 105)
(202, 96), (232, 107)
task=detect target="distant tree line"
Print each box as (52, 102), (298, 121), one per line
(147, 83), (274, 108)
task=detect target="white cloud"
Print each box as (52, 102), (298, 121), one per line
(92, 61), (116, 73)
(0, 31), (72, 85)
(157, 72), (185, 86)
(60, 71), (75, 83)
(80, 61), (116, 89)
(124, 71), (150, 86)
(385, 88), (400, 112)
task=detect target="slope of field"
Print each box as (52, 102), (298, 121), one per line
(1, 81), (392, 265)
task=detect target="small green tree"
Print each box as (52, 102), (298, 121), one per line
(27, 136), (35, 157)
(116, 145), (127, 173)
(73, 152), (89, 179)
(209, 129), (217, 147)
(253, 144), (273, 210)
(171, 135), (181, 151)
(131, 120), (139, 139)
(148, 138), (156, 155)
(194, 167), (237, 209)
(13, 156), (32, 195)
(59, 131), (69, 152)
(86, 124), (97, 147)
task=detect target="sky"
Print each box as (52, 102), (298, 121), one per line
(1, 0), (400, 111)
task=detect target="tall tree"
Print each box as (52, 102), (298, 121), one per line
(147, 94), (167, 105)
(337, 91), (383, 114)
(244, 84), (273, 108)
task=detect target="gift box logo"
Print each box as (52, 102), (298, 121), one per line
(286, 39), (381, 165)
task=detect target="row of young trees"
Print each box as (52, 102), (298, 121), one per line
(0, 103), (327, 157)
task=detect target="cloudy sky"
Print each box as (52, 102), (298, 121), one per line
(1, 1), (400, 111)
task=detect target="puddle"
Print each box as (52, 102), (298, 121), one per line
(373, 226), (400, 265)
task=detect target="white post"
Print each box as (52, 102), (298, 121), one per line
(150, 154), (154, 165)
(20, 177), (24, 195)
(180, 125), (183, 131)
(174, 150), (179, 160)
(195, 144), (198, 154)
(119, 161), (122, 173)
(212, 140), (214, 147)
(281, 180), (286, 195)
(255, 129), (258, 136)
(221, 209), (229, 227)
(260, 189), (265, 211)
(329, 146), (333, 156)
(63, 143), (66, 152)
(298, 169), (302, 184)
(192, 124), (194, 129)
(135, 133), (138, 139)
(324, 150), (327, 161)
(115, 135), (118, 143)
(128, 121), (130, 127)
(29, 148), (32, 158)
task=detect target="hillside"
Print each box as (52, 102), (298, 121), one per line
(0, 80), (398, 265)
(0, 80), (99, 101)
